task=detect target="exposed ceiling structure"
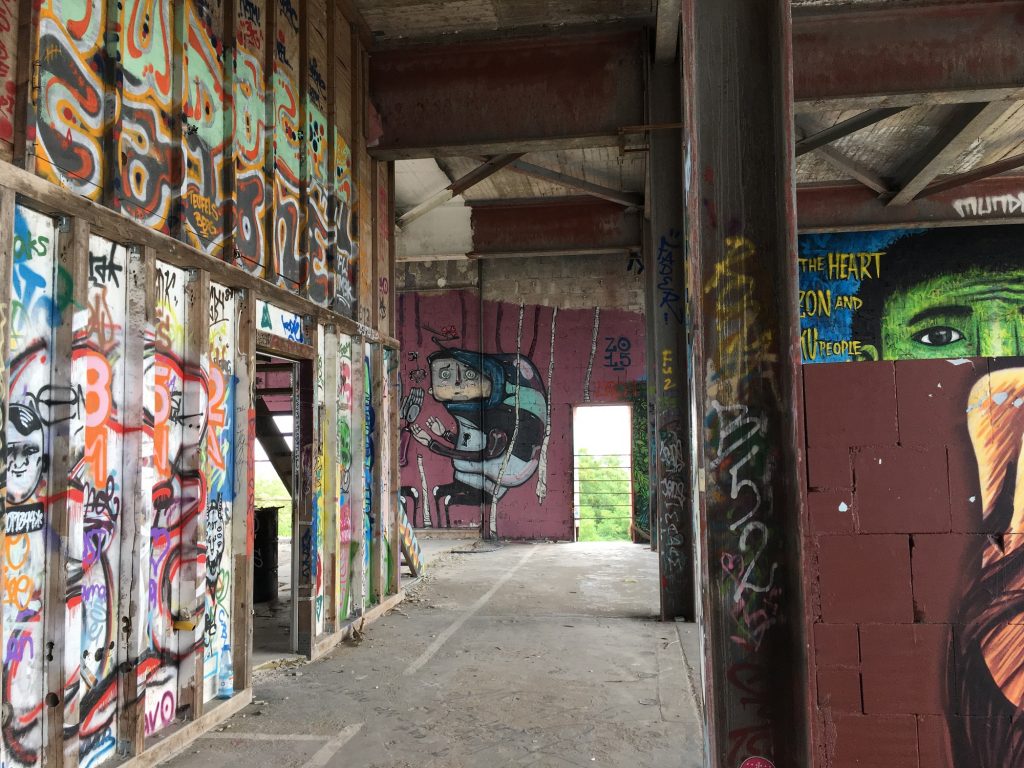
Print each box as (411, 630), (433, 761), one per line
(360, 0), (1024, 261)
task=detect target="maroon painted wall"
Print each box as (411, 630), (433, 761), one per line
(397, 290), (646, 539)
(803, 357), (1024, 767)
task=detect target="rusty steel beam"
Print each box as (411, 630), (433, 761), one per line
(370, 5), (1024, 157)
(684, 0), (808, 764)
(469, 197), (642, 257)
(793, 2), (1024, 112)
(369, 31), (646, 159)
(797, 175), (1024, 231)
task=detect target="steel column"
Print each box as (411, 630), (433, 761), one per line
(646, 56), (695, 622)
(683, 0), (809, 765)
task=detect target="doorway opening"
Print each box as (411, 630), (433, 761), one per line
(573, 405), (634, 542)
(251, 354), (301, 665)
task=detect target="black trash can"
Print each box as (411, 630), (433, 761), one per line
(253, 506), (280, 603)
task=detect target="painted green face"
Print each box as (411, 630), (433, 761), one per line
(876, 269), (1024, 359)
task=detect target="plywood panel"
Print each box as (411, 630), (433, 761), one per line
(272, 0), (304, 291)
(306, 0), (332, 305)
(181, 0), (228, 256)
(234, 0), (270, 277)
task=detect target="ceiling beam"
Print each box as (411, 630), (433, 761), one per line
(797, 175), (1024, 232)
(815, 146), (891, 196)
(371, 6), (1024, 158)
(795, 108), (905, 157)
(918, 152), (1024, 199)
(793, 2), (1024, 112)
(886, 101), (1013, 206)
(471, 197), (641, 257)
(370, 31), (646, 160)
(654, 0), (682, 63)
(478, 156), (644, 208)
(396, 153), (523, 227)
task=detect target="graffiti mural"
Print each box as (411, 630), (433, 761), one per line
(34, 0), (113, 199)
(332, 132), (356, 317)
(306, 43), (331, 306)
(116, 0), (175, 233)
(399, 293), (645, 540)
(0, 0), (17, 146)
(233, 0), (268, 276)
(271, 0), (303, 291)
(138, 262), (191, 737)
(337, 336), (355, 618)
(4, 206), (58, 768)
(181, 0), (227, 255)
(256, 299), (305, 343)
(363, 350), (373, 607)
(799, 226), (1024, 363)
(203, 284), (235, 701)
(75, 234), (129, 767)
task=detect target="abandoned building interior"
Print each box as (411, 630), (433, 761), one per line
(1, 0), (1023, 766)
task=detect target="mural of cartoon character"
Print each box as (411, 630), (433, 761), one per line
(409, 348), (547, 532)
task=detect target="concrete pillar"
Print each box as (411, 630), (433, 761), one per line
(646, 54), (695, 621)
(682, 1), (809, 765)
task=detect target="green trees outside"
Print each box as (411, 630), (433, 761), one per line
(576, 451), (633, 542)
(254, 469), (292, 538)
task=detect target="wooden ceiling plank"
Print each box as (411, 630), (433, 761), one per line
(795, 107), (906, 157)
(918, 151), (1024, 199)
(887, 101), (1016, 206)
(397, 153), (523, 227)
(481, 156), (644, 207)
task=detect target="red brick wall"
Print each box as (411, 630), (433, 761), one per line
(803, 357), (1018, 768)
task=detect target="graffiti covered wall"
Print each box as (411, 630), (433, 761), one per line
(800, 226), (1024, 767)
(11, 0), (370, 316)
(1, 205), (248, 766)
(397, 290), (646, 540)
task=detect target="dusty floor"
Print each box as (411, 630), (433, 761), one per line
(160, 541), (705, 768)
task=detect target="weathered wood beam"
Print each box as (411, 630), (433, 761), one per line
(887, 101), (1015, 206)
(795, 107), (905, 157)
(397, 154), (523, 228)
(481, 156), (644, 208)
(796, 116), (891, 195)
(919, 151), (1024, 199)
(254, 396), (295, 492)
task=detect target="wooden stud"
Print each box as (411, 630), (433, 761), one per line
(222, 0), (239, 271)
(231, 288), (257, 691)
(294, 318), (318, 654)
(116, 245), (157, 755)
(388, 350), (400, 595)
(11, 0), (39, 170)
(42, 215), (88, 768)
(0, 187), (14, 679)
(177, 268), (211, 720)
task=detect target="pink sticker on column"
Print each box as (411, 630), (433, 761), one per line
(740, 759), (775, 768)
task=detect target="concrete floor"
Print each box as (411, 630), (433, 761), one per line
(161, 541), (705, 768)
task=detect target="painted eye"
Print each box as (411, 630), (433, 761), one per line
(464, 369), (477, 380)
(912, 327), (964, 347)
(440, 370), (451, 380)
